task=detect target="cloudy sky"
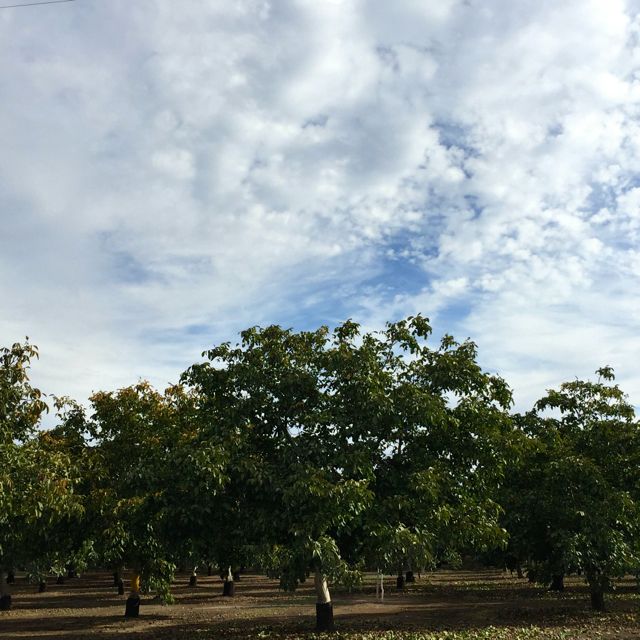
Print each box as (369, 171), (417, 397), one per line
(2, 0), (640, 411)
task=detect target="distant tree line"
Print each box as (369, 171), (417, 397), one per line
(1, 316), (639, 629)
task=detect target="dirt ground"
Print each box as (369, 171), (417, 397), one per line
(1, 569), (639, 639)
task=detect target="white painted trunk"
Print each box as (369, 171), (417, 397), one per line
(227, 566), (233, 582)
(192, 566), (197, 578)
(314, 569), (331, 604)
(377, 571), (384, 601)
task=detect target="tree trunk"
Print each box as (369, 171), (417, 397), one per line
(0, 570), (11, 611)
(56, 575), (65, 585)
(405, 570), (415, 583)
(396, 572), (405, 590)
(314, 568), (333, 631)
(375, 570), (384, 601)
(590, 588), (605, 611)
(516, 565), (524, 579)
(222, 566), (235, 597)
(207, 564), (212, 576)
(7, 571), (15, 584)
(549, 574), (564, 591)
(125, 573), (141, 617)
(586, 570), (607, 611)
(38, 581), (46, 593)
(189, 567), (197, 587)
(113, 570), (121, 587)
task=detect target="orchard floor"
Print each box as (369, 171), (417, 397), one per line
(1, 570), (640, 640)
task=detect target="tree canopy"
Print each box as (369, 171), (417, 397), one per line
(1, 322), (639, 624)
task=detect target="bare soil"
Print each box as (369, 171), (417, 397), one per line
(0, 569), (639, 639)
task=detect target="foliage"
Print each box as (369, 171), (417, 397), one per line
(501, 367), (640, 607)
(362, 319), (512, 575)
(0, 341), (47, 444)
(3, 326), (640, 621)
(0, 342), (84, 577)
(87, 381), (228, 601)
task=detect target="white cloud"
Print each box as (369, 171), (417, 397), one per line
(1, 0), (640, 413)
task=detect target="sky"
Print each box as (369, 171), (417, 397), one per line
(2, 0), (640, 413)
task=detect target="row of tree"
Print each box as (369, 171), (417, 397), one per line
(1, 316), (639, 629)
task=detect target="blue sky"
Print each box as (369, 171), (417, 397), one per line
(2, 0), (640, 411)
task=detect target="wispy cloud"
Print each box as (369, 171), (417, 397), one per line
(1, 0), (639, 410)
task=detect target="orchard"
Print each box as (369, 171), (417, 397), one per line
(2, 316), (640, 638)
